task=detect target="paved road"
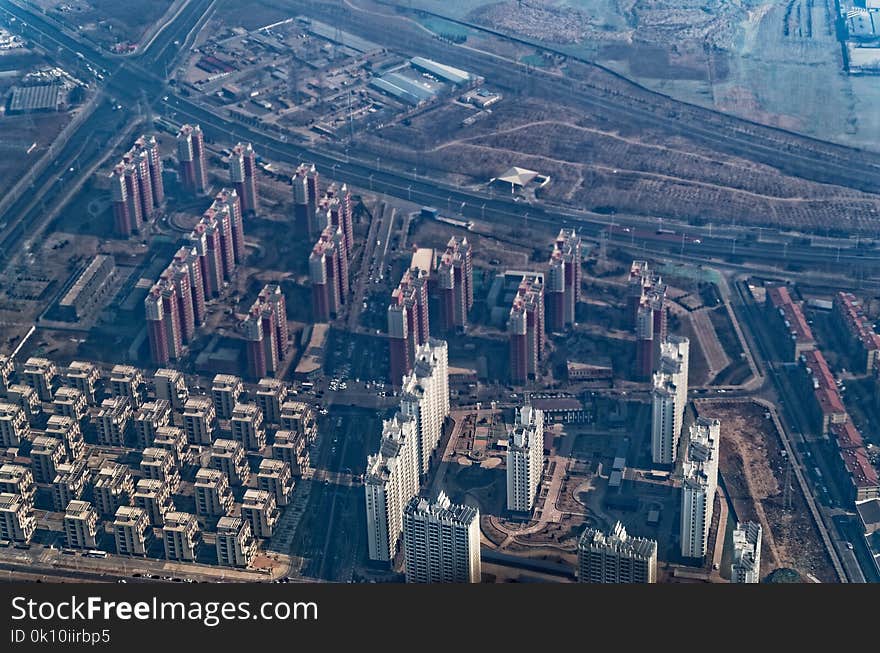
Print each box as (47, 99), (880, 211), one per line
(8, 0), (880, 281)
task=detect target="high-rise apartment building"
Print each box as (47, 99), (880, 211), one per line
(437, 236), (473, 332)
(577, 521), (657, 583)
(145, 280), (183, 365)
(650, 336), (690, 465)
(388, 268), (431, 386)
(229, 142), (258, 215)
(546, 228), (582, 333)
(242, 285), (289, 379)
(506, 405), (544, 513)
(402, 492), (481, 583)
(176, 124), (208, 195)
(309, 225), (347, 322)
(110, 135), (164, 237)
(731, 521), (762, 583)
(508, 274), (545, 384)
(321, 183), (354, 260)
(630, 261), (668, 379)
(399, 339), (450, 477)
(292, 163), (320, 238)
(364, 414), (420, 562)
(681, 417), (721, 559)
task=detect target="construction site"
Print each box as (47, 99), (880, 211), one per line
(695, 399), (837, 583)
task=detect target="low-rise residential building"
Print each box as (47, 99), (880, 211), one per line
(108, 365), (145, 408)
(140, 447), (180, 492)
(241, 488), (279, 538)
(92, 463), (134, 517)
(230, 403), (266, 451)
(215, 516), (256, 568)
(183, 397), (216, 445)
(764, 285), (815, 362)
(64, 500), (99, 549)
(53, 386), (89, 421)
(194, 468), (234, 517)
(5, 385), (40, 422)
(211, 374), (243, 420)
(257, 458), (293, 506)
(272, 430), (309, 475)
(51, 460), (89, 511)
(113, 505), (150, 556)
(0, 463), (35, 505)
(0, 401), (29, 447)
(210, 439), (250, 486)
(163, 511), (200, 562)
(153, 368), (188, 411)
(833, 291), (880, 373)
(133, 478), (175, 526)
(0, 492), (35, 543)
(133, 400), (172, 448)
(152, 426), (187, 467)
(93, 396), (133, 447)
(45, 415), (85, 461)
(65, 361), (100, 404)
(22, 357), (57, 402)
(31, 435), (67, 483)
(255, 378), (287, 425)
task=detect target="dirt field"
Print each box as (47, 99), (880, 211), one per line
(33, 0), (174, 48)
(695, 399), (836, 582)
(357, 93), (880, 234)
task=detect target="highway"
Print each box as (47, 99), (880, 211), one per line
(6, 0), (880, 279)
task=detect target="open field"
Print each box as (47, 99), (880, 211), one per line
(696, 399), (836, 582)
(33, 0), (175, 49)
(401, 0), (879, 149)
(361, 95), (880, 234)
